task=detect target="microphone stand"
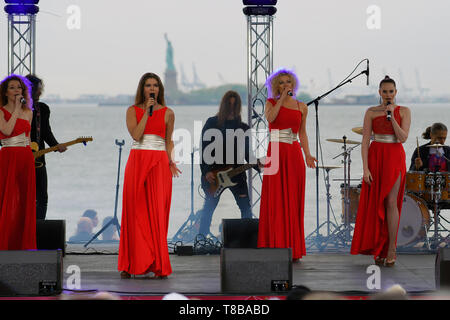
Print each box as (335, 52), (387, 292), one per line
(170, 147), (201, 243)
(84, 139), (124, 247)
(305, 69), (367, 251)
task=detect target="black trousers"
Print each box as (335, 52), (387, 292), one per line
(35, 165), (48, 220)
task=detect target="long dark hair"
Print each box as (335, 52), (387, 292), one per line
(422, 123), (448, 139)
(25, 74), (43, 102)
(216, 90), (242, 127)
(135, 73), (165, 106)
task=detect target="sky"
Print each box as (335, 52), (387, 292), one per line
(0, 0), (449, 98)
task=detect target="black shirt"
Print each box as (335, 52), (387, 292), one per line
(200, 116), (258, 177)
(30, 102), (59, 165)
(409, 142), (450, 172)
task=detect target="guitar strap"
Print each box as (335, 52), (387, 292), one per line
(35, 103), (41, 145)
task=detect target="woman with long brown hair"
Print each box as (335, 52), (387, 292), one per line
(0, 74), (36, 250)
(118, 73), (180, 279)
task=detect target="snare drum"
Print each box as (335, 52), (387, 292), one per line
(405, 171), (426, 194)
(341, 184), (361, 224)
(397, 193), (430, 247)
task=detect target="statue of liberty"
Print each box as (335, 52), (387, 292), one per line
(164, 33), (175, 72)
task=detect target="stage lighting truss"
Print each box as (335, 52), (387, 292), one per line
(245, 9), (274, 208)
(4, 0), (40, 75)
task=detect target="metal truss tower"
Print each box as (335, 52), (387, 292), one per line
(243, 2), (276, 208)
(4, 1), (40, 75)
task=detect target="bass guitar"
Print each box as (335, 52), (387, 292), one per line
(204, 162), (260, 198)
(31, 136), (93, 168)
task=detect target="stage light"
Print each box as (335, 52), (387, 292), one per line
(243, 0), (277, 16)
(4, 0), (39, 15)
(243, 0), (277, 6)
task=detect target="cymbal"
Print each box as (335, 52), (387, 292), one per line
(427, 144), (446, 148)
(317, 165), (342, 170)
(326, 138), (361, 145)
(352, 127), (363, 135)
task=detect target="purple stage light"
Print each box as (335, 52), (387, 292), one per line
(243, 0), (277, 6)
(4, 0), (39, 15)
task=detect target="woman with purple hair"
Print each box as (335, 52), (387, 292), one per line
(0, 74), (36, 250)
(258, 69), (316, 261)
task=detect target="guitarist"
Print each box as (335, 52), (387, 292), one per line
(199, 90), (261, 237)
(26, 75), (67, 220)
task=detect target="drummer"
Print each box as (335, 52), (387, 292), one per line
(410, 122), (450, 172)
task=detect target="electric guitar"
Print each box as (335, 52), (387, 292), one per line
(31, 136), (93, 168)
(204, 162), (260, 198)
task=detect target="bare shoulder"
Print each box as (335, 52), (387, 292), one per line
(365, 106), (380, 117)
(298, 101), (308, 114)
(399, 106), (410, 114)
(165, 107), (175, 123)
(166, 107), (174, 115)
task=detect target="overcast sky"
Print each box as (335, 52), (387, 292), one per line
(1, 0), (449, 98)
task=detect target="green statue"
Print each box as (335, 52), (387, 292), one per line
(164, 33), (175, 72)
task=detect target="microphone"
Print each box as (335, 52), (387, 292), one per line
(149, 93), (155, 116)
(366, 60), (369, 86)
(386, 100), (392, 121)
(16, 95), (26, 104)
(288, 91), (293, 97)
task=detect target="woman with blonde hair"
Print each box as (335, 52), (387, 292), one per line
(0, 74), (36, 250)
(258, 68), (316, 261)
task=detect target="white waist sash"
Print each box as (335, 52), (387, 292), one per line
(270, 128), (298, 144)
(373, 134), (399, 144)
(131, 134), (166, 151)
(1, 133), (29, 147)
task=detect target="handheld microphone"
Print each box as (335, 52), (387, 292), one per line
(16, 95), (26, 104)
(149, 93), (155, 116)
(288, 91), (293, 97)
(386, 100), (392, 121)
(366, 60), (369, 86)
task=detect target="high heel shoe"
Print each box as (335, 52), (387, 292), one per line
(385, 250), (397, 267)
(374, 256), (385, 266)
(385, 257), (396, 267)
(120, 271), (131, 279)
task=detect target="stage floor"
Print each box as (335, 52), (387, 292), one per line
(63, 244), (439, 298)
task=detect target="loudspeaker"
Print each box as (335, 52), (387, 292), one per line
(0, 250), (63, 296)
(435, 248), (450, 289)
(222, 218), (258, 248)
(220, 248), (292, 293)
(37, 220), (66, 256)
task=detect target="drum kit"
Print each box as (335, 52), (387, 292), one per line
(314, 127), (449, 251)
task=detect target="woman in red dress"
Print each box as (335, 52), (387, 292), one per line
(351, 76), (411, 266)
(0, 74), (36, 250)
(118, 73), (181, 279)
(258, 69), (316, 260)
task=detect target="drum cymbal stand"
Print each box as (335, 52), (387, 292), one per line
(325, 138), (360, 247)
(427, 172), (449, 249)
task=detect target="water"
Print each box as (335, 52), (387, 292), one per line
(43, 103), (450, 241)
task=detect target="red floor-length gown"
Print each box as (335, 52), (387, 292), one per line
(0, 107), (36, 250)
(118, 106), (173, 276)
(351, 106), (406, 258)
(258, 99), (306, 260)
